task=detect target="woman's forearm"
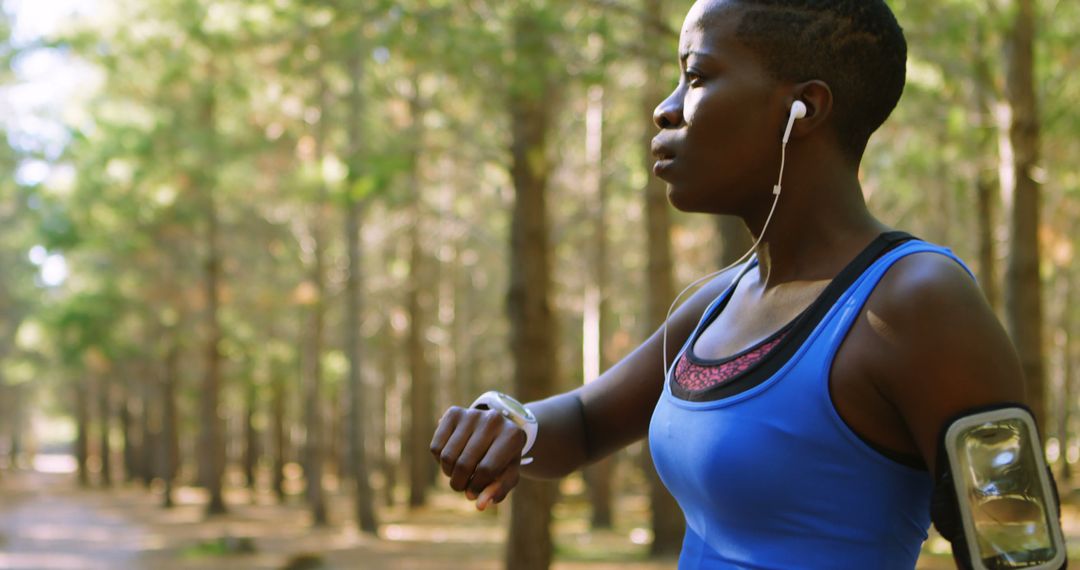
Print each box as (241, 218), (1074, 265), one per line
(519, 391), (591, 480)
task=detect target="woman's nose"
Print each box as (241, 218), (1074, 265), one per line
(653, 89), (684, 129)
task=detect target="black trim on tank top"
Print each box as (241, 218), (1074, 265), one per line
(670, 231), (927, 468)
(688, 314), (797, 365)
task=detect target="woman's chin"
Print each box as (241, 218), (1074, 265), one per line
(666, 184), (714, 214)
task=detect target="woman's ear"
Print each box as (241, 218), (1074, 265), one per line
(790, 80), (833, 138)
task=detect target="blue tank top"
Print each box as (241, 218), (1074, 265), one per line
(649, 239), (970, 569)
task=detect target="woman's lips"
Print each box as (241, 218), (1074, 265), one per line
(650, 136), (677, 178)
(653, 157), (674, 177)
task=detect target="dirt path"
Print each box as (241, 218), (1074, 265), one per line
(0, 460), (1040, 569)
(0, 470), (149, 569)
(0, 465), (677, 570)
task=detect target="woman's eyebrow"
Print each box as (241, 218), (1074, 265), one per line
(679, 49), (719, 63)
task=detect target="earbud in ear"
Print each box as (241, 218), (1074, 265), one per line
(782, 101), (808, 144)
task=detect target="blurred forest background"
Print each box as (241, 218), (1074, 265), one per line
(0, 0), (1076, 568)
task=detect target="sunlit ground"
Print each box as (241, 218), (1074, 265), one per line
(2, 456), (1080, 569)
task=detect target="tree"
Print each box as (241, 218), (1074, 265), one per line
(343, 10), (378, 533)
(639, 0), (685, 556)
(504, 5), (564, 569)
(1001, 0), (1046, 430)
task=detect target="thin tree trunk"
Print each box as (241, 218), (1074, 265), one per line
(504, 9), (560, 570)
(641, 0), (684, 556)
(406, 85), (435, 509)
(0, 381), (6, 474)
(1002, 0), (1046, 431)
(161, 337), (179, 508)
(973, 25), (1001, 312)
(302, 76), (330, 527)
(330, 387), (344, 485)
(140, 362), (156, 488)
(76, 381), (90, 487)
(98, 375), (112, 487)
(976, 179), (1000, 306)
(346, 197), (378, 532)
(121, 374), (137, 482)
(1055, 274), (1072, 480)
(243, 379), (258, 491)
(1065, 291), (1078, 482)
(581, 80), (615, 530)
(271, 362), (287, 502)
(198, 80), (227, 516)
(345, 35), (378, 534)
(406, 222), (434, 509)
(380, 323), (398, 507)
(8, 383), (22, 470)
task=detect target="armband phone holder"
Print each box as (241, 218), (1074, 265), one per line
(943, 406), (1066, 570)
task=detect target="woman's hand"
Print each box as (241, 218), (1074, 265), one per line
(430, 406), (527, 510)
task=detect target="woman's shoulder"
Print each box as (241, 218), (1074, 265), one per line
(863, 240), (1003, 363)
(860, 244), (1024, 413)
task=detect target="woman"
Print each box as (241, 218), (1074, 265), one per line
(431, 0), (1034, 567)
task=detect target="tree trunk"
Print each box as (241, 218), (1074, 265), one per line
(8, 383), (23, 470)
(1065, 293), (1077, 482)
(581, 80), (615, 530)
(243, 379), (258, 491)
(973, 25), (1001, 312)
(345, 37), (379, 534)
(504, 9), (561, 570)
(1002, 0), (1046, 431)
(302, 77), (330, 527)
(345, 196), (378, 532)
(406, 86), (436, 509)
(98, 375), (113, 487)
(1052, 271), (1072, 480)
(380, 323), (398, 508)
(0, 382), (6, 475)
(198, 81), (227, 516)
(140, 362), (156, 488)
(120, 374), (137, 482)
(75, 381), (90, 487)
(976, 178), (1000, 307)
(641, 0), (684, 556)
(406, 221), (434, 509)
(271, 362), (287, 502)
(161, 338), (179, 508)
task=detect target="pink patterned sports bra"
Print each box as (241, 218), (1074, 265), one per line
(672, 323), (793, 392)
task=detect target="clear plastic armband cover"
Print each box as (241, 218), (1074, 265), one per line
(945, 407), (1066, 570)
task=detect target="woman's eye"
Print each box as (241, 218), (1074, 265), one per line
(684, 70), (704, 86)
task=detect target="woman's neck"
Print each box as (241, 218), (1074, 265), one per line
(746, 169), (887, 289)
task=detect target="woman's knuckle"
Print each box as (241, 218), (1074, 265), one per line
(473, 462), (493, 480)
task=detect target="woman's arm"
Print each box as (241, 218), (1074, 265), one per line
(430, 266), (742, 507)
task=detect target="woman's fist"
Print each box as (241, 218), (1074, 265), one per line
(430, 406), (527, 510)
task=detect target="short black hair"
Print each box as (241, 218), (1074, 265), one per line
(727, 0), (908, 160)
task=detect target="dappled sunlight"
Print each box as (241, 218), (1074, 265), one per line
(382, 522), (505, 544)
(0, 552), (124, 570)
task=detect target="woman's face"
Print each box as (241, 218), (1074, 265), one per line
(652, 0), (786, 215)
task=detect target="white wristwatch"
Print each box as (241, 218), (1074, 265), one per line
(470, 391), (538, 463)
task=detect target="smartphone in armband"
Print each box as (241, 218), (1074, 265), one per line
(945, 407), (1067, 570)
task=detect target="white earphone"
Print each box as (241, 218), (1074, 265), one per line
(661, 100), (808, 379)
(783, 100), (808, 144)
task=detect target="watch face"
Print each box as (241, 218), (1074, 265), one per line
(497, 392), (535, 421)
